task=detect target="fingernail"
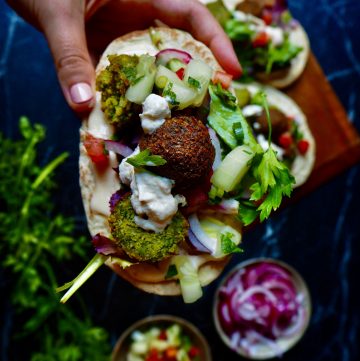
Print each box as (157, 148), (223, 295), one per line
(70, 82), (93, 104)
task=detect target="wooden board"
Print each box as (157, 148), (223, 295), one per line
(285, 53), (360, 199)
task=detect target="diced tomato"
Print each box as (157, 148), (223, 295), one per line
(164, 347), (177, 360)
(83, 133), (108, 166)
(278, 132), (293, 149)
(188, 346), (201, 358)
(261, 11), (273, 25)
(146, 349), (161, 361)
(176, 67), (185, 80)
(158, 329), (167, 340)
(252, 31), (270, 47)
(212, 71), (233, 89)
(297, 139), (310, 155)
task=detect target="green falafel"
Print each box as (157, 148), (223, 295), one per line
(96, 54), (141, 128)
(108, 196), (188, 262)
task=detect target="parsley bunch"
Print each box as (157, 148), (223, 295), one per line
(0, 117), (111, 360)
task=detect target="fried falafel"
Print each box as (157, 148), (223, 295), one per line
(139, 116), (215, 189)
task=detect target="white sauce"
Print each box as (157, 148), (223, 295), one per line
(264, 26), (284, 47)
(257, 134), (285, 160)
(234, 10), (285, 46)
(140, 94), (170, 134)
(87, 92), (114, 138)
(90, 151), (120, 216)
(242, 104), (263, 118)
(119, 148), (185, 233)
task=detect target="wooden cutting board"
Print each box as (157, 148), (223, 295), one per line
(284, 53), (360, 200)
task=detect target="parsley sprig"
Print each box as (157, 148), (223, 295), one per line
(208, 84), (295, 225)
(0, 118), (111, 360)
(239, 93), (295, 224)
(126, 148), (167, 168)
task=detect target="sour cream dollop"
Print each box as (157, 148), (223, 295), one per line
(119, 147), (185, 233)
(140, 94), (170, 134)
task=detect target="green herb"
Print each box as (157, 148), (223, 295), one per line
(126, 149), (167, 168)
(225, 19), (254, 41)
(241, 94), (295, 223)
(163, 82), (180, 106)
(208, 86), (295, 225)
(165, 264), (178, 279)
(266, 38), (303, 74)
(221, 232), (243, 255)
(0, 117), (111, 360)
(233, 122), (244, 144)
(188, 76), (201, 89)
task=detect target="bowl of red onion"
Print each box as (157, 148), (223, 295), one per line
(213, 258), (311, 359)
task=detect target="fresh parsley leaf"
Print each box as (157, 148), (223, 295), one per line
(221, 232), (243, 255)
(0, 118), (111, 361)
(163, 82), (180, 106)
(126, 149), (167, 168)
(188, 76), (201, 89)
(238, 200), (259, 226)
(165, 264), (178, 279)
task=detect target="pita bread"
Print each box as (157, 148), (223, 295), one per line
(231, 82), (315, 186)
(79, 28), (233, 296)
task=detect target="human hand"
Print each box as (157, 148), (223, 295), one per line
(7, 0), (242, 115)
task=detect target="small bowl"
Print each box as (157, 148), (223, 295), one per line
(213, 258), (311, 359)
(112, 314), (212, 361)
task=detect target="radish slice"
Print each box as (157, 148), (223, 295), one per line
(155, 48), (192, 67)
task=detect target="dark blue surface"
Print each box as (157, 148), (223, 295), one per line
(1, 1), (359, 360)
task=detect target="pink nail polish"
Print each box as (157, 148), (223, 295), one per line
(70, 83), (93, 104)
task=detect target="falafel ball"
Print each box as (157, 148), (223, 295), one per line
(109, 196), (188, 262)
(139, 116), (215, 189)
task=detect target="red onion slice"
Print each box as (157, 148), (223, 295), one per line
(216, 261), (308, 356)
(208, 127), (222, 170)
(155, 48), (192, 66)
(104, 140), (133, 158)
(188, 213), (216, 254)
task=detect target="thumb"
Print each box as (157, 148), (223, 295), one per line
(40, 1), (95, 114)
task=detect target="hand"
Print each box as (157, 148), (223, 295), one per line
(7, 0), (242, 115)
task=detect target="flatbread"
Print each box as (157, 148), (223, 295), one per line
(79, 28), (232, 296)
(231, 82), (315, 186)
(200, 0), (310, 88)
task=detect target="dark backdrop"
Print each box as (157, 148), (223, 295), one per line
(1, 1), (359, 360)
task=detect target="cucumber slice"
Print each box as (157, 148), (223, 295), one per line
(167, 58), (185, 72)
(155, 65), (183, 87)
(125, 71), (156, 104)
(184, 59), (213, 106)
(211, 145), (254, 192)
(163, 81), (197, 110)
(173, 256), (202, 303)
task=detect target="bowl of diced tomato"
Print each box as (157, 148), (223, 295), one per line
(112, 315), (212, 361)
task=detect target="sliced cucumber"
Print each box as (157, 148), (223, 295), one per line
(183, 59), (213, 106)
(199, 216), (241, 258)
(155, 65), (183, 87)
(173, 256), (202, 303)
(125, 55), (156, 104)
(211, 145), (254, 192)
(167, 58), (185, 72)
(163, 81), (198, 110)
(125, 71), (156, 104)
